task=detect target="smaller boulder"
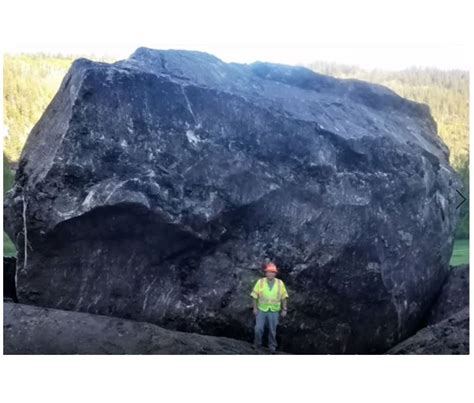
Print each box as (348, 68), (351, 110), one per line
(385, 307), (469, 354)
(426, 265), (469, 325)
(3, 303), (266, 354)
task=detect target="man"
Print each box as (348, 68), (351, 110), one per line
(250, 261), (289, 353)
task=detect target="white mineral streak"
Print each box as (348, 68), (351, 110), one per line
(185, 129), (201, 145)
(181, 85), (196, 123)
(22, 194), (28, 271)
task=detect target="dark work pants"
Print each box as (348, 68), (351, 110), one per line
(254, 310), (279, 351)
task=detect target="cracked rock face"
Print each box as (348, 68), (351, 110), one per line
(4, 47), (461, 353)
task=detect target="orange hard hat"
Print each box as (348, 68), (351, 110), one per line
(264, 262), (278, 273)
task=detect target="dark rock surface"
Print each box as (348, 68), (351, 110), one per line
(4, 47), (461, 354)
(3, 302), (264, 354)
(425, 264), (469, 326)
(3, 257), (17, 302)
(385, 307), (469, 354)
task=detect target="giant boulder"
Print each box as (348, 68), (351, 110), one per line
(4, 48), (461, 353)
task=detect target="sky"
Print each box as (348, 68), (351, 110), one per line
(1, 0), (471, 70)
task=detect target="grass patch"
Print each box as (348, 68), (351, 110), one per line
(4, 231), (16, 257)
(450, 238), (469, 266)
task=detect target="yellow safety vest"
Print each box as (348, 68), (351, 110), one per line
(252, 278), (285, 312)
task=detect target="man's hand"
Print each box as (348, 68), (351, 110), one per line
(253, 307), (258, 316)
(280, 309), (287, 318)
